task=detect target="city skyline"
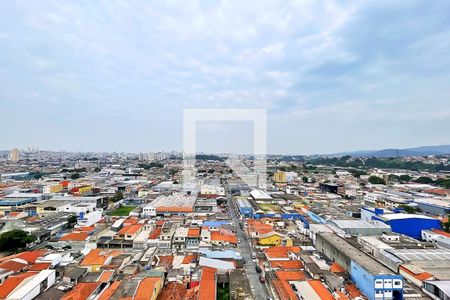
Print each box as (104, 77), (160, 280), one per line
(1, 1), (450, 154)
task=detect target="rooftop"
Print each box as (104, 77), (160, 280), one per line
(318, 232), (394, 275)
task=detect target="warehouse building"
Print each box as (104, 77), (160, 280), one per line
(236, 199), (254, 217)
(328, 219), (392, 236)
(373, 213), (441, 240)
(316, 232), (403, 300)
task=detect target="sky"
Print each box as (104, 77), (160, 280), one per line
(0, 0), (450, 154)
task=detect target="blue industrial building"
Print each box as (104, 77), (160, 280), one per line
(316, 232), (403, 300)
(236, 199), (254, 217)
(372, 213), (441, 240)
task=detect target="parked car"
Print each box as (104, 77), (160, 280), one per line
(255, 265), (262, 273)
(259, 275), (266, 283)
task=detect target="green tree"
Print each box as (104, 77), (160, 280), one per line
(0, 230), (35, 252)
(71, 173), (81, 180)
(67, 215), (78, 227)
(399, 175), (412, 182)
(110, 191), (124, 202)
(414, 177), (434, 184)
(302, 176), (308, 183)
(368, 176), (385, 185)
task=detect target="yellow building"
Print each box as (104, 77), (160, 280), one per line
(258, 232), (292, 246)
(273, 171), (286, 183)
(43, 183), (63, 193)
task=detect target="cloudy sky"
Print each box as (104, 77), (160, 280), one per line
(1, 1), (449, 154)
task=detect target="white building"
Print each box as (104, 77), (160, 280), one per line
(142, 204), (156, 217)
(6, 270), (55, 300)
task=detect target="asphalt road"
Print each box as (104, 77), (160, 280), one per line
(227, 192), (271, 300)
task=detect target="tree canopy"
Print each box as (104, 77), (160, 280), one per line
(0, 230), (35, 252)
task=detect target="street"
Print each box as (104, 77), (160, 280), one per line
(227, 192), (271, 300)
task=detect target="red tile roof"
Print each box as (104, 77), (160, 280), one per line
(269, 260), (303, 269)
(400, 265), (434, 281)
(330, 262), (346, 273)
(60, 232), (89, 241)
(98, 280), (121, 300)
(0, 259), (28, 272)
(28, 262), (51, 271)
(198, 267), (216, 300)
(134, 277), (161, 300)
(149, 228), (162, 239)
(182, 255), (197, 264)
(61, 282), (100, 300)
(0, 272), (35, 298)
(117, 224), (143, 236)
(157, 282), (187, 300)
(155, 206), (193, 213)
(210, 231), (237, 244)
(16, 250), (46, 263)
(80, 249), (122, 266)
(97, 270), (114, 283)
(432, 229), (450, 238)
(308, 280), (334, 300)
(345, 283), (363, 298)
(275, 271), (306, 300)
(156, 255), (174, 268)
(187, 228), (201, 238)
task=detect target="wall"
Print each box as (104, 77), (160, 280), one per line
(350, 260), (375, 300)
(374, 217), (441, 239)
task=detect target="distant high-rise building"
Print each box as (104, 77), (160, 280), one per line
(273, 171), (286, 183)
(9, 148), (20, 162)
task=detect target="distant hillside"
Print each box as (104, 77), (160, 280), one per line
(330, 144), (450, 157)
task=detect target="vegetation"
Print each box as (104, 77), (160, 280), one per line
(414, 176), (434, 184)
(368, 176), (385, 185)
(302, 176), (308, 183)
(399, 205), (421, 214)
(217, 284), (229, 300)
(107, 205), (136, 216)
(0, 230), (35, 252)
(70, 173), (81, 180)
(196, 154), (224, 161)
(61, 168), (86, 173)
(138, 162), (164, 169)
(308, 156), (450, 172)
(348, 168), (367, 178)
(67, 215), (78, 227)
(110, 191), (124, 202)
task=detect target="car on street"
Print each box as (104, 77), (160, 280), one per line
(255, 265), (262, 273)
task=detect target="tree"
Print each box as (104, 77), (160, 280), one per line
(110, 191), (124, 202)
(67, 215), (78, 227)
(0, 230), (35, 252)
(302, 176), (308, 183)
(399, 175), (412, 182)
(94, 167), (101, 172)
(443, 215), (450, 233)
(71, 173), (81, 180)
(414, 176), (434, 184)
(368, 176), (385, 185)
